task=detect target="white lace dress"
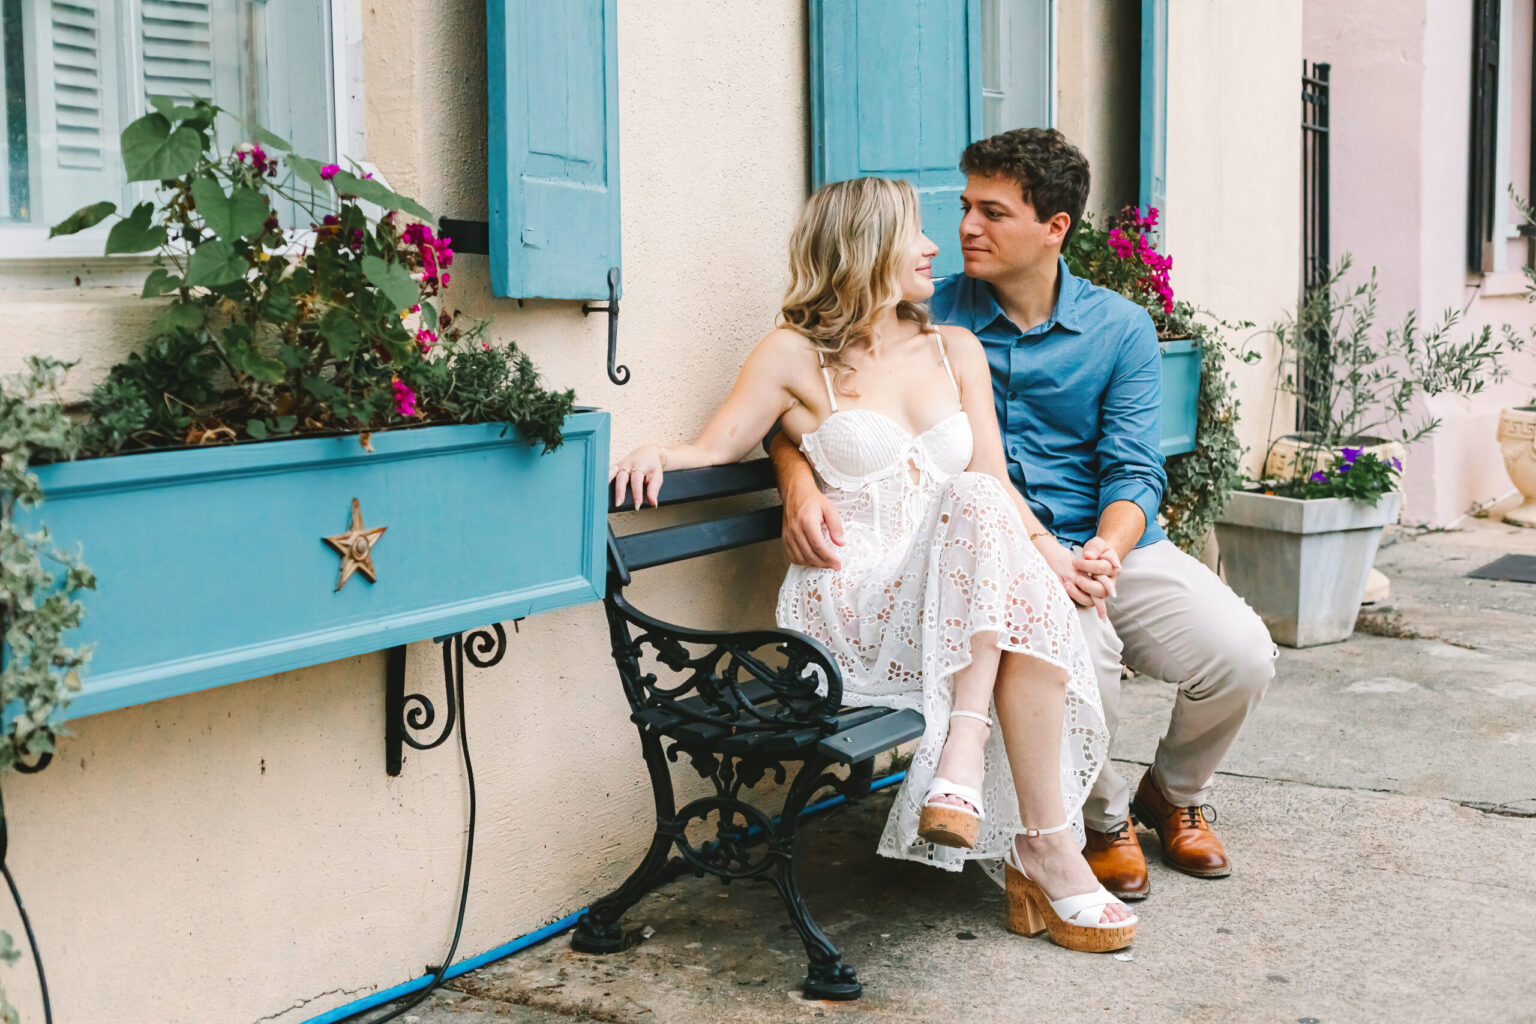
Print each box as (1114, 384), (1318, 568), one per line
(775, 334), (1107, 878)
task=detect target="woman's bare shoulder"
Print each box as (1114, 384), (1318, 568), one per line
(752, 326), (822, 368)
(935, 323), (985, 364)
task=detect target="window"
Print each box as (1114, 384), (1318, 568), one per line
(0, 0), (354, 261)
(980, 0), (1053, 136)
(1490, 0), (1534, 274)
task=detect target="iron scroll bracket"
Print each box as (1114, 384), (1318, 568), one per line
(583, 267), (628, 385)
(384, 625), (511, 776)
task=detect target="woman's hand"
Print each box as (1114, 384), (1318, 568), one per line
(611, 444), (667, 509)
(1034, 536), (1109, 620)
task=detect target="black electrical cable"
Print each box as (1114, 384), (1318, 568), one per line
(0, 787), (52, 1024)
(340, 642), (478, 1024)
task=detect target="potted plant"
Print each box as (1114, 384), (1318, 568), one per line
(1065, 206), (1255, 554)
(1217, 256), (1525, 646)
(4, 99), (608, 725)
(1498, 401), (1536, 527)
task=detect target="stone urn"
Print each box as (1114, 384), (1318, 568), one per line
(1498, 406), (1536, 528)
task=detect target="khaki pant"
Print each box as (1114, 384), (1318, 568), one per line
(1074, 539), (1276, 831)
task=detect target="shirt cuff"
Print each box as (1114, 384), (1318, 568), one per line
(1098, 481), (1161, 531)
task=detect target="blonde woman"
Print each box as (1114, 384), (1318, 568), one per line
(611, 178), (1134, 951)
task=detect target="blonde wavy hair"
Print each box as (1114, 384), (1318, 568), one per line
(779, 177), (934, 397)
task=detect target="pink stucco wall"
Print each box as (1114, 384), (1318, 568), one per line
(1305, 0), (1536, 525)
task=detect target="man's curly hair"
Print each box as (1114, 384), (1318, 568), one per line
(960, 128), (1091, 246)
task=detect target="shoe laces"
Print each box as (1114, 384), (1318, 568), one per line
(1180, 804), (1218, 830)
(1105, 819), (1134, 844)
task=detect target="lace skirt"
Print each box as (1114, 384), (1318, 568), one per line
(776, 471), (1107, 877)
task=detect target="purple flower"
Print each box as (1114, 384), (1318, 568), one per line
(1309, 471), (1327, 483)
(1342, 447), (1362, 463)
(1338, 463), (1351, 473)
(320, 163), (340, 180)
(1390, 457), (1402, 470)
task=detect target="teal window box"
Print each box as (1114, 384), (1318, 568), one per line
(23, 413), (610, 720)
(1159, 339), (1201, 457)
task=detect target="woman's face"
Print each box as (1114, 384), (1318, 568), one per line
(897, 228), (940, 302)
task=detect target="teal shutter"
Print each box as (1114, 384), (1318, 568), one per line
(810, 0), (983, 278)
(1139, 0), (1167, 225)
(487, 0), (620, 300)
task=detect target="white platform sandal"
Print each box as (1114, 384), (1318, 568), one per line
(916, 710), (992, 849)
(1004, 824), (1137, 952)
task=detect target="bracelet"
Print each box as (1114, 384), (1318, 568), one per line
(1027, 529), (1053, 542)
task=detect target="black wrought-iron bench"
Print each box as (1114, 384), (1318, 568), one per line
(570, 458), (925, 1000)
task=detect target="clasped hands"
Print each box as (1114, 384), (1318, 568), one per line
(781, 482), (1121, 619)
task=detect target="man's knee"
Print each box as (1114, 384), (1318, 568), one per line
(1185, 613), (1275, 704)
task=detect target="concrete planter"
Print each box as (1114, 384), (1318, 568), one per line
(1215, 489), (1403, 647)
(1497, 406), (1536, 528)
(22, 414), (610, 719)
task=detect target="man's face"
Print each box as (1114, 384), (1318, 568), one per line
(958, 173), (1069, 282)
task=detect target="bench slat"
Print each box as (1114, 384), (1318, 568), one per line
(616, 506), (782, 570)
(815, 708), (926, 764)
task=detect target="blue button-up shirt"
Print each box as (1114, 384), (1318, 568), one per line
(930, 258), (1167, 548)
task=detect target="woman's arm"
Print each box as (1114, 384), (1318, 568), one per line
(612, 328), (806, 508)
(942, 325), (1113, 617)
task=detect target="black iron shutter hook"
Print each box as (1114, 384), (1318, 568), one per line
(583, 267), (628, 385)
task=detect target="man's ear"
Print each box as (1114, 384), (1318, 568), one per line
(1047, 211), (1073, 247)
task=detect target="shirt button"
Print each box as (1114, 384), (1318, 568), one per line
(1008, 389), (1020, 400)
(1009, 445), (1022, 458)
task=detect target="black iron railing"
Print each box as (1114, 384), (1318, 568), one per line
(1301, 60), (1331, 432)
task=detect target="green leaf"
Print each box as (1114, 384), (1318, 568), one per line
(286, 155), (330, 192)
(190, 178), (269, 240)
(235, 116), (293, 153)
(104, 202), (167, 255)
(273, 415), (298, 433)
(149, 95), (214, 128)
(141, 267), (181, 298)
(223, 324), (285, 384)
(184, 239), (248, 288)
(318, 308), (361, 359)
(49, 201), (116, 238)
(120, 112), (203, 182)
(361, 255), (420, 312)
(150, 301), (206, 336)
(245, 419), (268, 439)
(331, 169), (435, 221)
(421, 301), (437, 329)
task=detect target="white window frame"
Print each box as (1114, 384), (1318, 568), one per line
(0, 0), (367, 288)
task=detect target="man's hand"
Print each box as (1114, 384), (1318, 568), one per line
(782, 481), (846, 569)
(1074, 535), (1123, 600)
(1036, 537), (1109, 619)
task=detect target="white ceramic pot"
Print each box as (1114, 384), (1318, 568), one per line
(1499, 406), (1536, 528)
(1215, 490), (1404, 647)
(1263, 433), (1408, 486)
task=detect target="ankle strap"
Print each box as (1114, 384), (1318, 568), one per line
(1017, 822), (1072, 839)
(949, 710), (992, 728)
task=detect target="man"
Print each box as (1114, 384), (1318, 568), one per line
(769, 128), (1275, 900)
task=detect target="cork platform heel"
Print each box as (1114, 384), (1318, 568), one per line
(1004, 825), (1137, 953)
(916, 710), (992, 849)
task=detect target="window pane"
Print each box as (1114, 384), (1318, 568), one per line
(0, 0), (333, 234)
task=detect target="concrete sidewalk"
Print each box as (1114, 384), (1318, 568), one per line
(405, 516), (1536, 1024)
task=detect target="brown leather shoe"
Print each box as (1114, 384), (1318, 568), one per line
(1130, 771), (1232, 878)
(1084, 819), (1150, 900)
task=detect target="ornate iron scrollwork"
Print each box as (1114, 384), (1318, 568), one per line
(384, 624), (508, 776)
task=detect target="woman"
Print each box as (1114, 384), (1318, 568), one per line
(611, 178), (1134, 952)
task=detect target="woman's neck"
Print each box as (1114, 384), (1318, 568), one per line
(865, 307), (909, 358)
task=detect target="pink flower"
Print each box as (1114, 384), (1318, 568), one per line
(320, 163), (340, 180)
(415, 328), (437, 353)
(391, 379), (418, 416)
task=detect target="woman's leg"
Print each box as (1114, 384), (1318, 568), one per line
(928, 632), (1002, 810)
(994, 650), (1133, 922)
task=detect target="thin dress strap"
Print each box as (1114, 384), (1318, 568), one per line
(817, 353), (839, 412)
(933, 331), (961, 402)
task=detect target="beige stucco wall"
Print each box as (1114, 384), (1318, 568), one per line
(1305, 0), (1536, 525)
(0, 3), (804, 1022)
(1164, 1), (1303, 475)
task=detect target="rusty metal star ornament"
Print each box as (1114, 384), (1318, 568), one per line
(324, 498), (387, 591)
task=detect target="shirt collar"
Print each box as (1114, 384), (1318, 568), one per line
(958, 256), (1085, 336)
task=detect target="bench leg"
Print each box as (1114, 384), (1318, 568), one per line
(770, 755), (862, 1001)
(572, 729), (680, 953)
